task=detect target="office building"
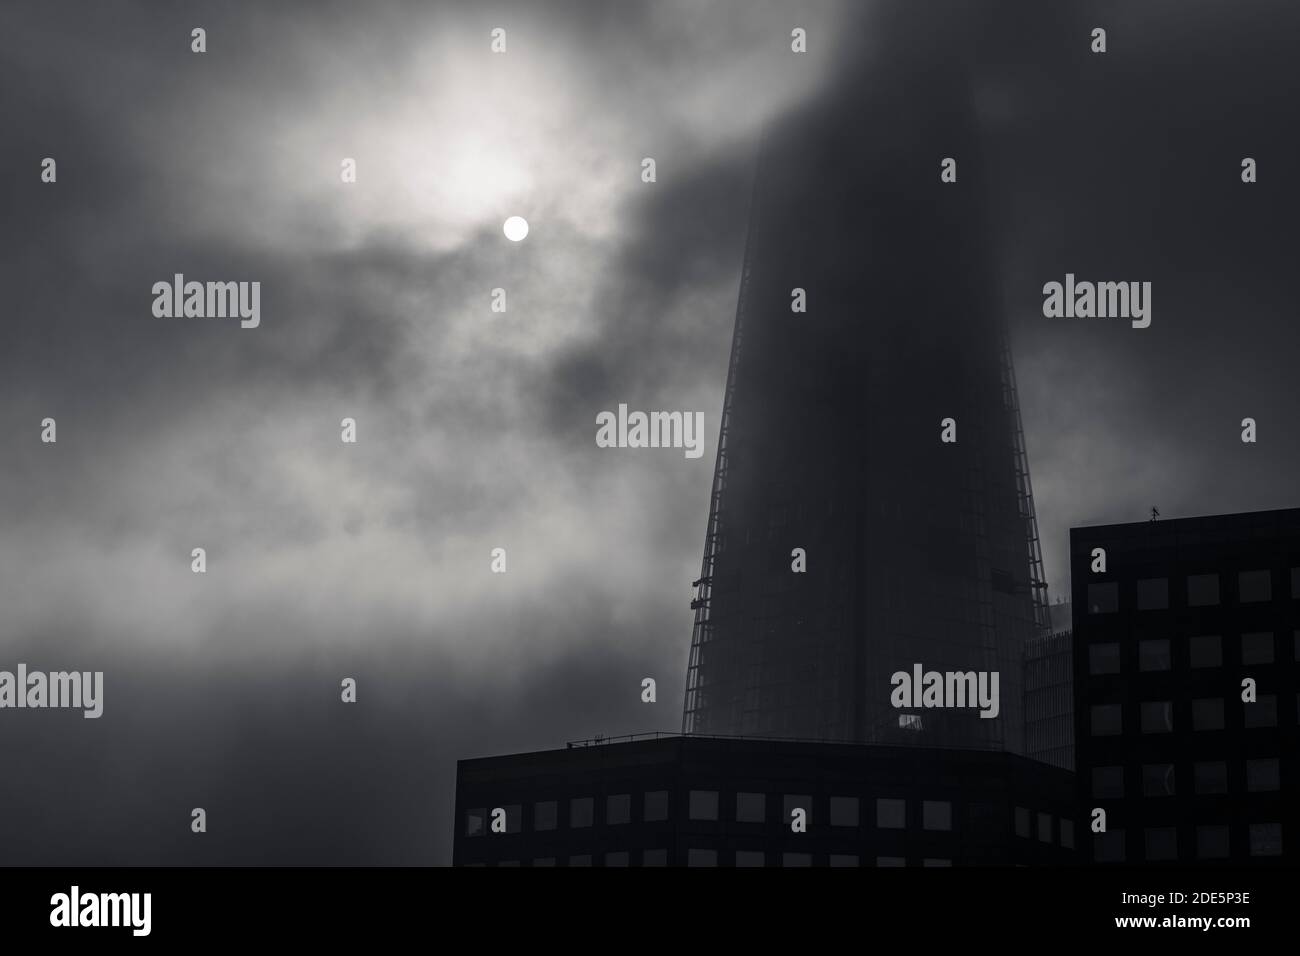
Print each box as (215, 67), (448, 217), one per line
(1072, 508), (1300, 864)
(454, 734), (1076, 867)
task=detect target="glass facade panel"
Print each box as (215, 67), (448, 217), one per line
(1241, 632), (1274, 665)
(1138, 639), (1171, 671)
(1088, 582), (1118, 614)
(1194, 761), (1228, 794)
(1188, 573), (1220, 607)
(644, 791), (669, 822)
(606, 794), (630, 825)
(736, 791), (766, 823)
(1089, 643), (1121, 675)
(689, 790), (719, 821)
(877, 798), (906, 829)
(1238, 570), (1271, 603)
(1137, 577), (1168, 610)
(1192, 698), (1224, 731)
(830, 796), (859, 827)
(1189, 635), (1221, 668)
(1091, 704), (1122, 735)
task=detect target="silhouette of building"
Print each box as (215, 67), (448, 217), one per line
(680, 74), (1049, 751)
(453, 734), (1075, 867)
(1072, 508), (1300, 864)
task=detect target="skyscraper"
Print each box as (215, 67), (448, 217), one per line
(681, 51), (1049, 752)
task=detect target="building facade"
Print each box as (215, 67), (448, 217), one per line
(1072, 508), (1300, 865)
(1024, 627), (1074, 771)
(454, 734), (1076, 867)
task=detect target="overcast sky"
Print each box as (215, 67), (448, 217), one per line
(2, 0), (1298, 864)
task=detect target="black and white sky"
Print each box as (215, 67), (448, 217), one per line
(2, 0), (1299, 864)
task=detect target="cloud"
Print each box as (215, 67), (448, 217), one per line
(0, 0), (824, 863)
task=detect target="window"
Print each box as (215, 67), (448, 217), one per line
(782, 853), (812, 867)
(923, 858), (952, 867)
(568, 855), (592, 867)
(1196, 826), (1229, 860)
(1060, 819), (1075, 849)
(642, 849), (668, 866)
(1249, 823), (1282, 857)
(570, 797), (594, 828)
(498, 804), (522, 834)
(1144, 827), (1178, 862)
(1095, 829), (1125, 862)
(532, 857), (556, 867)
(1037, 812), (1053, 844)
(1241, 632), (1274, 665)
(829, 854), (859, 867)
(1188, 573), (1220, 606)
(1137, 577), (1169, 610)
(1239, 570), (1271, 603)
(644, 790), (669, 822)
(1141, 700), (1173, 733)
(1138, 639), (1171, 671)
(1089, 643), (1121, 675)
(1091, 703), (1122, 735)
(498, 861), (520, 868)
(688, 790), (719, 821)
(735, 850), (765, 867)
(830, 796), (859, 827)
(876, 798), (906, 829)
(1246, 758), (1280, 792)
(464, 808), (487, 837)
(1194, 761), (1228, 794)
(1189, 634), (1222, 668)
(1192, 698), (1224, 731)
(923, 800), (953, 831)
(606, 794), (631, 826)
(604, 851), (629, 867)
(783, 794), (810, 827)
(1243, 694), (1277, 728)
(534, 800), (557, 832)
(687, 848), (717, 867)
(1088, 582), (1119, 614)
(736, 791), (765, 823)
(1142, 763), (1176, 797)
(876, 856), (906, 867)
(1092, 766), (1124, 798)
(1015, 806), (1030, 839)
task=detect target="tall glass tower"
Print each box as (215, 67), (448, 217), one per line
(681, 48), (1049, 753)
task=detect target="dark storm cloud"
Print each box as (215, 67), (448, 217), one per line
(3, 0), (1299, 866)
